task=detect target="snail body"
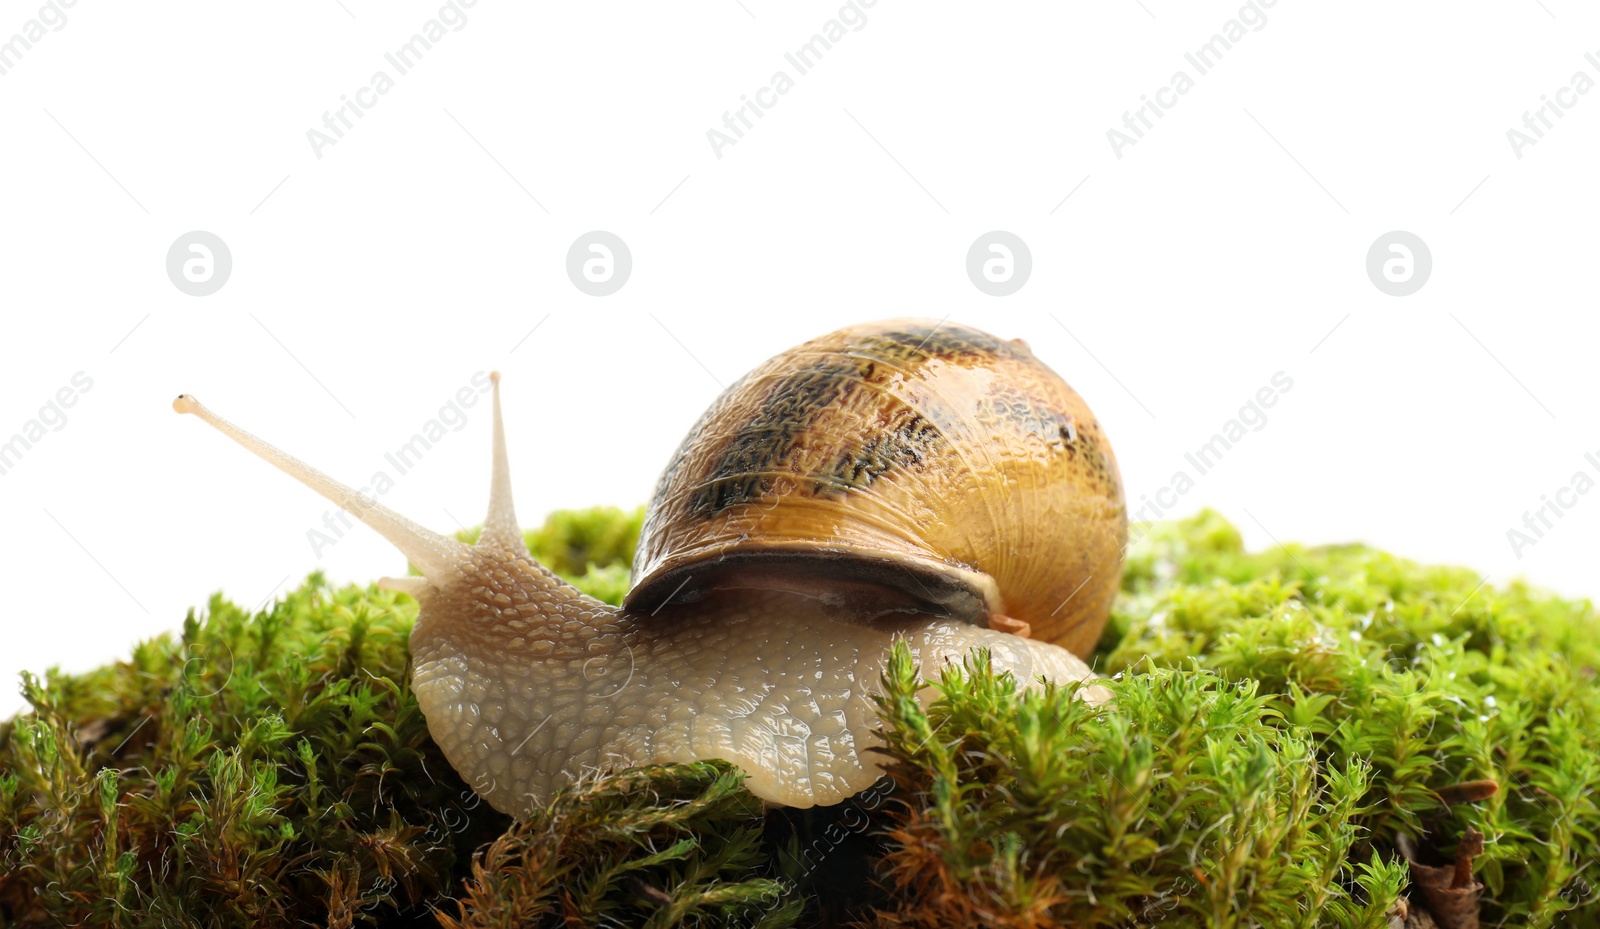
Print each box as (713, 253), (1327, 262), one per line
(175, 319), (1126, 814)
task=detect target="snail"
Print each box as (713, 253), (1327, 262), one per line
(173, 319), (1127, 814)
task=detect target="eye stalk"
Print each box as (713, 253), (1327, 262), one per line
(171, 390), (472, 587)
(478, 371), (524, 555)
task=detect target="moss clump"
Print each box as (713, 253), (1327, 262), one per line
(1105, 511), (1600, 927)
(2, 507), (1597, 928)
(869, 648), (1406, 928)
(0, 581), (510, 928)
(435, 762), (801, 929)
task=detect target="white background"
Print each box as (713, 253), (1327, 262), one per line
(2, 0), (1596, 719)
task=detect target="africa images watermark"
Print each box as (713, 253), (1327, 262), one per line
(305, 0), (484, 160)
(706, 0), (881, 159)
(0, 0), (82, 79)
(0, 372), (95, 478)
(1505, 50), (1600, 159)
(1106, 0), (1284, 159)
(306, 371), (493, 556)
(1505, 447), (1600, 559)
(1127, 371), (1295, 541)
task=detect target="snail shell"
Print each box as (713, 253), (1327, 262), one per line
(629, 319), (1127, 657)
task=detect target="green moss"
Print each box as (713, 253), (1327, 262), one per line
(2, 507), (1597, 928)
(1094, 510), (1600, 927)
(434, 762), (801, 929)
(0, 580), (508, 928)
(869, 647), (1408, 928)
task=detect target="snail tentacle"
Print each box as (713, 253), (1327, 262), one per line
(171, 393), (468, 584)
(478, 371), (525, 554)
